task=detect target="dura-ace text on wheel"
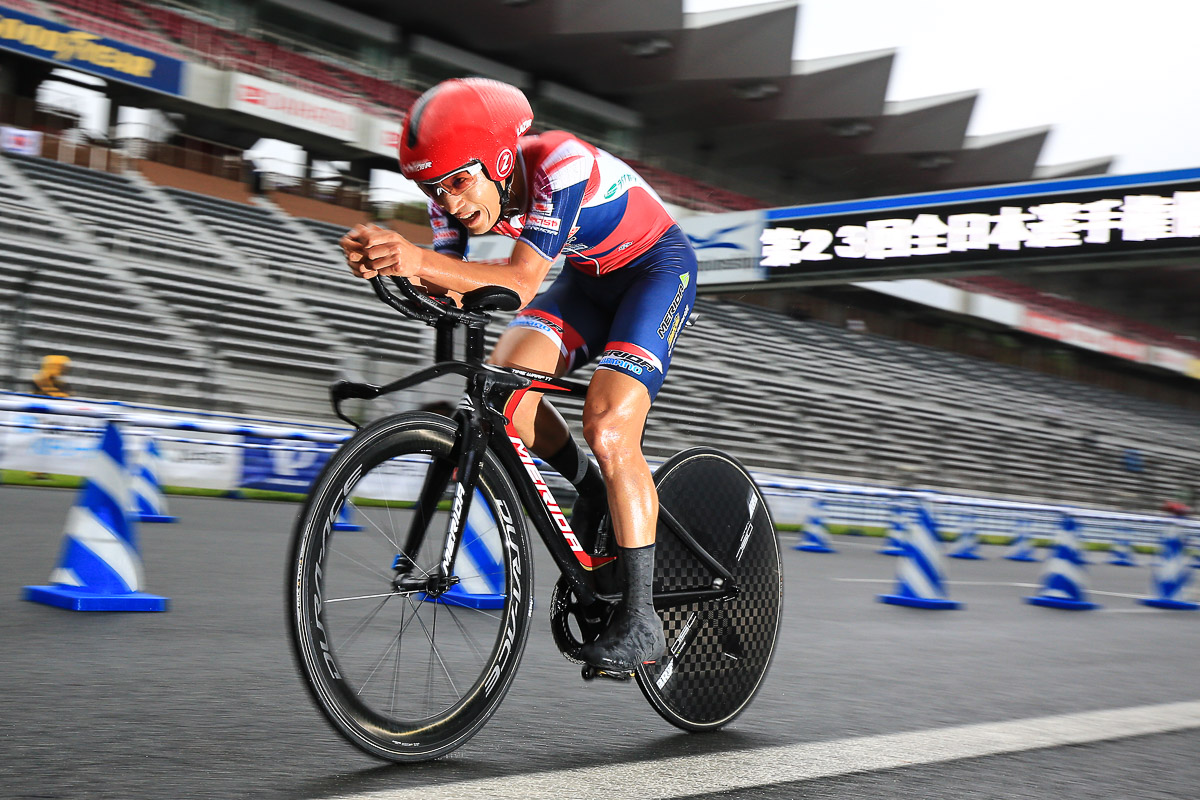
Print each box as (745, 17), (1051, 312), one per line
(636, 448), (783, 730)
(288, 413), (534, 762)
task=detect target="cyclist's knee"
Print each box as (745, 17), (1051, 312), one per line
(583, 407), (643, 467)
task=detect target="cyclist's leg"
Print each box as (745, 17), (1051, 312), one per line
(494, 270), (613, 513)
(582, 370), (656, 549)
(489, 325), (568, 453)
(576, 228), (699, 671)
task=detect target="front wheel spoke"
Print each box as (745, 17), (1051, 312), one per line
(356, 627), (404, 697)
(351, 499), (402, 552)
(331, 543), (396, 583)
(335, 594), (394, 653)
(441, 605), (490, 665)
(355, 596), (433, 697)
(411, 605), (460, 698)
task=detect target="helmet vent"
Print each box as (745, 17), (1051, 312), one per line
(406, 84), (441, 148)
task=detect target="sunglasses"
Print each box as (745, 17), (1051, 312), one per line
(420, 162), (485, 199)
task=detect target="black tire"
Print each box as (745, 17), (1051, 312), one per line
(287, 413), (534, 762)
(636, 447), (783, 731)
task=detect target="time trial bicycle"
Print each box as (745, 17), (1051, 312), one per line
(287, 276), (783, 762)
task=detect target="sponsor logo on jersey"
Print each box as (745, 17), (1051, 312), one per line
(598, 348), (658, 376)
(433, 229), (459, 246)
(527, 214), (561, 234)
(431, 216), (449, 230)
(532, 199), (553, 215)
(603, 173), (636, 199)
(658, 274), (690, 338)
(513, 315), (564, 342)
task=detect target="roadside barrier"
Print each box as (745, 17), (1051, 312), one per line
(947, 511), (985, 560)
(7, 392), (1200, 613)
(877, 504), (907, 556)
(1140, 524), (1198, 610)
(878, 499), (961, 610)
(23, 422), (169, 611)
(1108, 532), (1137, 567)
(793, 496), (836, 553)
(424, 489), (507, 610)
(130, 438), (176, 523)
(1005, 518), (1041, 562)
(332, 502), (363, 532)
(1025, 513), (1098, 610)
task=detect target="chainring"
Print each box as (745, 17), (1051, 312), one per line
(549, 576), (611, 664)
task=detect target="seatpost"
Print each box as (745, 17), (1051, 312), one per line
(434, 318), (456, 362)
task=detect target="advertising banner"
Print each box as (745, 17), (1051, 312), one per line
(0, 410), (100, 474)
(147, 432), (241, 491)
(356, 114), (402, 158)
(1, 125), (42, 156)
(229, 72), (357, 141)
(677, 209), (766, 285)
(761, 169), (1200, 283)
(0, 7), (183, 94)
(238, 435), (334, 493)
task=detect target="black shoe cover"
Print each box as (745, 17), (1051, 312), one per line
(576, 604), (666, 672)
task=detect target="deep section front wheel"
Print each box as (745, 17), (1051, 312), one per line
(636, 447), (783, 731)
(287, 412), (534, 761)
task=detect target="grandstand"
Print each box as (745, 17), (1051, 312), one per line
(0, 0), (1195, 516)
(0, 146), (1196, 512)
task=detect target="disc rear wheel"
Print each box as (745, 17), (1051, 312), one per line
(636, 448), (783, 730)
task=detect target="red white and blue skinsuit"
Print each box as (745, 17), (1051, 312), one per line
(429, 131), (698, 398)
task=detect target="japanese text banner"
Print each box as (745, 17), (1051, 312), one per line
(761, 172), (1200, 282)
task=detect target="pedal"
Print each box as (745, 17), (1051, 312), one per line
(580, 665), (635, 682)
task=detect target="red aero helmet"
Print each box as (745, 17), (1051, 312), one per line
(398, 78), (533, 185)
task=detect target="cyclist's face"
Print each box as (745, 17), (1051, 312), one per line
(431, 173), (501, 235)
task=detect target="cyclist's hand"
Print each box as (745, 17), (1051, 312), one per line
(347, 225), (423, 280)
(341, 224), (374, 278)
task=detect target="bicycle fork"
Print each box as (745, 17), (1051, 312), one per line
(393, 381), (492, 598)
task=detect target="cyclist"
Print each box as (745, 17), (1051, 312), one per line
(341, 77), (697, 673)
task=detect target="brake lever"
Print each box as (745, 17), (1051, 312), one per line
(330, 380), (383, 429)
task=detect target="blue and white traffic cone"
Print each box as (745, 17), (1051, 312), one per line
(424, 488), (506, 610)
(1108, 531), (1137, 567)
(948, 512), (985, 560)
(878, 503), (907, 556)
(24, 422), (169, 611)
(1139, 524), (1198, 610)
(878, 499), (961, 609)
(1025, 513), (1098, 610)
(332, 501), (363, 532)
(1005, 518), (1040, 562)
(794, 497), (836, 553)
(130, 438), (177, 523)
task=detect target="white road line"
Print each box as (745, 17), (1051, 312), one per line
(330, 701), (1200, 800)
(833, 578), (1040, 588)
(832, 577), (1150, 601)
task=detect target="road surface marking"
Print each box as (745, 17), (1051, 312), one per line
(330, 700), (1200, 800)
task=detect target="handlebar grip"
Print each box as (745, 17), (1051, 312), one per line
(369, 275), (444, 323)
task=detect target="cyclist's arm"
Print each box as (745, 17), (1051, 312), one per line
(354, 230), (551, 308)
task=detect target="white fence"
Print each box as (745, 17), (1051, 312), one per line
(3, 392), (1196, 545)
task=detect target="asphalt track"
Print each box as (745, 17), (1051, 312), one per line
(3, 485), (1199, 800)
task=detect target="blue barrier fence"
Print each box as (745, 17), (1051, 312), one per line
(4, 392), (1197, 545)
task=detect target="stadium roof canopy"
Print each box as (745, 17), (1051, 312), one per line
(325, 0), (1111, 203)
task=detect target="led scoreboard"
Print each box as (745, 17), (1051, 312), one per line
(759, 169), (1200, 284)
